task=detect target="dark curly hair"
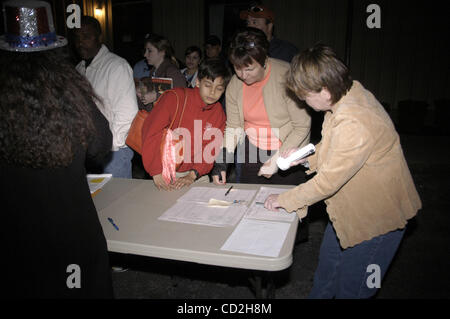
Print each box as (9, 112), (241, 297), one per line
(0, 48), (99, 168)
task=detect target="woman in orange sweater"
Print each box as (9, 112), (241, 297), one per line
(211, 27), (311, 185)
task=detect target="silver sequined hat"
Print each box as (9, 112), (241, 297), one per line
(0, 0), (67, 52)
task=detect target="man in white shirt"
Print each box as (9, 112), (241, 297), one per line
(74, 16), (138, 178)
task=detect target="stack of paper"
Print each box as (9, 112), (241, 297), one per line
(221, 186), (295, 258)
(244, 186), (296, 222)
(158, 187), (257, 227)
(221, 219), (291, 257)
(158, 201), (247, 227)
(176, 187), (256, 204)
(159, 186), (296, 258)
(87, 174), (112, 194)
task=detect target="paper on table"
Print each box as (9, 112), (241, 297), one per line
(208, 199), (233, 206)
(158, 201), (247, 227)
(221, 219), (290, 257)
(87, 174), (112, 194)
(245, 186), (296, 222)
(177, 187), (257, 205)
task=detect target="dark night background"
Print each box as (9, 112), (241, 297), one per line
(1, 0), (449, 299)
(2, 0), (448, 135)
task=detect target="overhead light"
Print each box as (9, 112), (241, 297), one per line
(95, 8), (103, 17)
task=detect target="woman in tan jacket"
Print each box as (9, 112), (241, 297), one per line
(264, 44), (422, 298)
(211, 27), (311, 185)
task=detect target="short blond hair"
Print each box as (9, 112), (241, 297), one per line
(287, 44), (352, 104)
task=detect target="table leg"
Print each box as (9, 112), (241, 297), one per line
(249, 271), (275, 299)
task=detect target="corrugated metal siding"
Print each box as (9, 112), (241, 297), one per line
(137, 0), (450, 128)
(250, 0), (450, 125)
(151, 0), (205, 62)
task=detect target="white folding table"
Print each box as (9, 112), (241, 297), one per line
(93, 178), (298, 297)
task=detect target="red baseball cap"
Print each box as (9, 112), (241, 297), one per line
(240, 5), (275, 23)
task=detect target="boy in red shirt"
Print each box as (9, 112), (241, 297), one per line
(142, 58), (231, 190)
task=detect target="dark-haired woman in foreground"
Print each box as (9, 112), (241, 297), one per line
(0, 47), (113, 298)
(264, 44), (422, 298)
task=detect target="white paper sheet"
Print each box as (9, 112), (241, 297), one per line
(158, 201), (247, 227)
(220, 219), (290, 257)
(245, 187), (296, 222)
(87, 174), (112, 194)
(176, 187), (257, 205)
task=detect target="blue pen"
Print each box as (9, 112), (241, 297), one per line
(108, 217), (119, 231)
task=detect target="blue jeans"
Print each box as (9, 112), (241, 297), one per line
(308, 222), (405, 299)
(103, 147), (134, 179)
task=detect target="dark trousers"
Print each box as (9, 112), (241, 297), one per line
(308, 222), (405, 299)
(236, 136), (307, 185)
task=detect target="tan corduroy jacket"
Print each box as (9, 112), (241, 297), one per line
(278, 81), (422, 249)
(223, 58), (311, 159)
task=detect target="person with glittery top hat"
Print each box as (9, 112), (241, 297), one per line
(1, 0), (114, 298)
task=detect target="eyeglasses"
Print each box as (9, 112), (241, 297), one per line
(248, 6), (264, 13)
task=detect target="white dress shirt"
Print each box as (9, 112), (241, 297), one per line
(76, 45), (138, 151)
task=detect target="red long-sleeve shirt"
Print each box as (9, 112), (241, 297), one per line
(142, 87), (225, 177)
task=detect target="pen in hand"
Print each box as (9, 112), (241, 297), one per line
(224, 185), (233, 196)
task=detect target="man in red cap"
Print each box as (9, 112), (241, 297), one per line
(240, 3), (299, 63)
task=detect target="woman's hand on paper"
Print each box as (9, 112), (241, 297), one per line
(212, 171), (227, 185)
(264, 194), (282, 211)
